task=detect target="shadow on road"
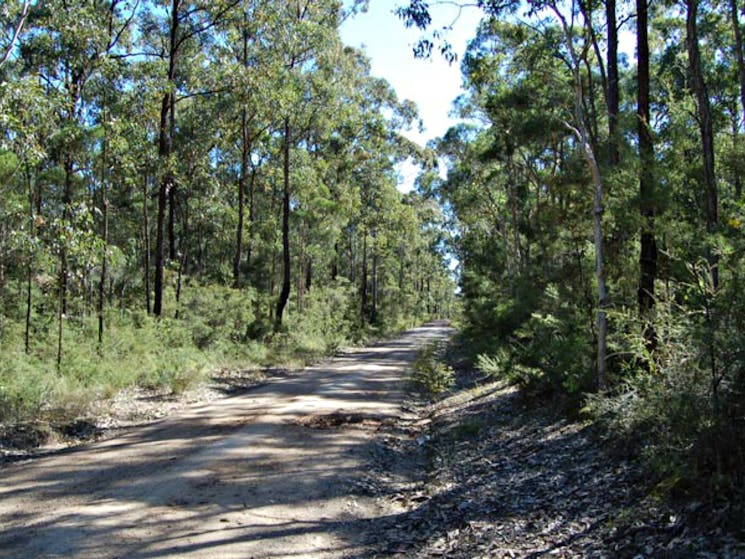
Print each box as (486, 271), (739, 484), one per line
(0, 323), (452, 559)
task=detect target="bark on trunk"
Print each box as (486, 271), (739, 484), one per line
(606, 0), (620, 164)
(234, 109), (248, 288)
(729, 0), (745, 197)
(730, 0), (745, 130)
(687, 0), (719, 289)
(98, 135), (109, 345)
(154, 0), (179, 316)
(143, 173), (151, 314)
(154, 92), (172, 317)
(24, 163), (34, 354)
(638, 0), (657, 350)
(57, 154), (74, 370)
(247, 165), (256, 271)
(371, 236), (378, 324)
(360, 232), (368, 323)
(274, 118), (292, 330)
(233, 21), (251, 288)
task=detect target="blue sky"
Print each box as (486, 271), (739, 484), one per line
(340, 2), (483, 188)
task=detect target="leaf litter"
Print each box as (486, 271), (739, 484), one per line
(358, 381), (745, 558)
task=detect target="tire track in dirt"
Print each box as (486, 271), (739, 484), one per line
(0, 323), (452, 559)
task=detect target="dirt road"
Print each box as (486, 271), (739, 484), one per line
(0, 323), (452, 559)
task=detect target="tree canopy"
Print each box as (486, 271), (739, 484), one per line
(401, 0), (745, 498)
(0, 0), (456, 424)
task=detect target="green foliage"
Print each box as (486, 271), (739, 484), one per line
(424, 0), (745, 508)
(586, 281), (745, 498)
(471, 282), (593, 397)
(176, 283), (256, 349)
(290, 280), (357, 352)
(0, 0), (456, 438)
(410, 340), (455, 398)
(269, 280), (358, 364)
(0, 311), (213, 424)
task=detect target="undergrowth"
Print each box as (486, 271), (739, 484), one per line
(410, 340), (455, 398)
(467, 273), (745, 509)
(0, 280), (428, 438)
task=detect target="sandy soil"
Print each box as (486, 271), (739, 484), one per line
(0, 323), (452, 559)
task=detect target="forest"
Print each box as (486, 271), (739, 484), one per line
(2, 0), (745, 517)
(0, 0), (456, 429)
(400, 0), (745, 501)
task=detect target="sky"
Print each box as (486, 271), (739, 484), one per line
(339, 2), (484, 189)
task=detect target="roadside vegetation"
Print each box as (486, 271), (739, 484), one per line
(400, 0), (745, 522)
(0, 1), (456, 438)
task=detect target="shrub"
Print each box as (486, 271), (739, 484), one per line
(177, 283), (256, 348)
(410, 340), (455, 398)
(474, 286), (594, 397)
(280, 280), (358, 358)
(586, 290), (745, 499)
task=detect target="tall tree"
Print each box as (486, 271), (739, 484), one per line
(606, 0), (620, 164)
(686, 0), (719, 289)
(150, 0), (238, 316)
(638, 0), (657, 347)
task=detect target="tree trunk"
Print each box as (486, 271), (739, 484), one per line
(98, 133), (109, 345)
(175, 195), (188, 319)
(247, 164), (256, 272)
(638, 0), (657, 349)
(687, 0), (719, 289)
(274, 118), (292, 330)
(154, 92), (172, 317)
(234, 108), (248, 288)
(57, 154), (74, 370)
(142, 173), (151, 314)
(589, 140), (609, 391)
(175, 250), (186, 319)
(25, 249), (32, 354)
(168, 175), (177, 261)
(371, 235), (378, 324)
(24, 163), (34, 354)
(168, 81), (177, 262)
(730, 0), (745, 131)
(154, 0), (179, 316)
(552, 0), (608, 389)
(606, 0), (620, 164)
(733, 117), (743, 197)
(234, 22), (252, 287)
(729, 0), (745, 198)
(331, 242), (339, 280)
(360, 231), (368, 323)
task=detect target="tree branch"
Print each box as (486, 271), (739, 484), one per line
(1, 0), (31, 68)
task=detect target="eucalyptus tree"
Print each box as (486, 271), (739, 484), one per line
(0, 0), (31, 69)
(401, 0), (613, 388)
(637, 0), (657, 352)
(261, 0), (346, 329)
(728, 0), (745, 135)
(218, 0), (275, 288)
(18, 0), (137, 365)
(142, 0), (239, 316)
(686, 0), (719, 289)
(325, 67), (419, 325)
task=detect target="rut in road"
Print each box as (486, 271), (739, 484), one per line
(0, 323), (453, 559)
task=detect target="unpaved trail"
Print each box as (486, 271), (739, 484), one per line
(0, 323), (452, 559)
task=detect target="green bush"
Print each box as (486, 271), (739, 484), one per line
(0, 308), (216, 425)
(410, 340), (455, 398)
(473, 286), (593, 397)
(279, 280), (358, 359)
(177, 284), (257, 349)
(586, 292), (745, 498)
